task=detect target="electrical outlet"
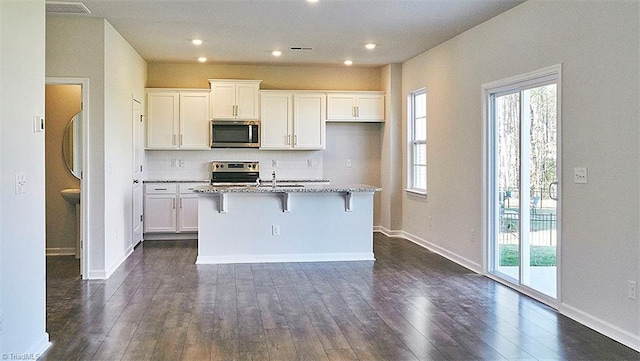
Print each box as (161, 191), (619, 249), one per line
(179, 159), (185, 168)
(272, 225), (280, 236)
(428, 216), (433, 227)
(628, 280), (637, 300)
(272, 159), (278, 168)
(171, 159), (176, 168)
(346, 159), (352, 168)
(15, 172), (26, 194)
(470, 229), (475, 242)
(307, 159), (313, 168)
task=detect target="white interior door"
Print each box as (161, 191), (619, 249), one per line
(132, 99), (143, 245)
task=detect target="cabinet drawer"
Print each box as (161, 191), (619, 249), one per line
(179, 183), (208, 193)
(145, 183), (177, 194)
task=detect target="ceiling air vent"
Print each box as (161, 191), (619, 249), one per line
(46, 1), (91, 15)
(289, 47), (314, 51)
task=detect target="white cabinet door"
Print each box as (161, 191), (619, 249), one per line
(179, 92), (210, 149)
(210, 80), (261, 119)
(326, 94), (356, 120)
(210, 82), (236, 119)
(326, 92), (385, 122)
(260, 92), (292, 149)
(294, 93), (325, 150)
(147, 92), (179, 148)
(235, 83), (260, 119)
(355, 94), (385, 121)
(144, 194), (177, 232)
(178, 194), (199, 232)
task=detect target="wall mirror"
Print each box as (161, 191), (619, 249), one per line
(62, 111), (83, 179)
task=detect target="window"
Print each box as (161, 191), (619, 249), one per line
(408, 88), (427, 194)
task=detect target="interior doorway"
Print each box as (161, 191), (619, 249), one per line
(483, 65), (561, 304)
(45, 78), (89, 278)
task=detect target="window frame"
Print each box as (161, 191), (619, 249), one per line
(406, 88), (427, 196)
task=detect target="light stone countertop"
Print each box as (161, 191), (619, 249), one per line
(194, 184), (381, 194)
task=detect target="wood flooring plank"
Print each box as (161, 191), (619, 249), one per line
(43, 238), (640, 361)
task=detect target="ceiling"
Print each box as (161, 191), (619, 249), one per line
(48, 0), (525, 67)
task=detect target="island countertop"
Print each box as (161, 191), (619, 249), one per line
(194, 184), (381, 194)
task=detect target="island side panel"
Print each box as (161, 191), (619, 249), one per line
(197, 192), (375, 264)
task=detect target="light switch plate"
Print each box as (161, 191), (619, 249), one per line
(15, 172), (26, 194)
(574, 167), (588, 184)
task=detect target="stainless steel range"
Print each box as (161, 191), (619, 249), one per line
(210, 161), (260, 186)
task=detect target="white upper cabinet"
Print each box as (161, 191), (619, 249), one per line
(326, 91), (385, 122)
(260, 91), (326, 150)
(209, 79), (261, 120)
(146, 89), (210, 150)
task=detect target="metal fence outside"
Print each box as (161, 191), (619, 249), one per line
(499, 212), (557, 246)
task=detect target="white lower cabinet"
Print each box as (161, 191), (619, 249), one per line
(144, 182), (207, 238)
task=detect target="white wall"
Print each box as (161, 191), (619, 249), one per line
(103, 22), (147, 274)
(0, 0), (50, 356)
(46, 16), (147, 278)
(46, 16), (107, 276)
(401, 0), (640, 347)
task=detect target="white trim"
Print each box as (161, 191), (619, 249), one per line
(24, 333), (51, 360)
(45, 77), (90, 280)
(196, 252), (375, 265)
(103, 245), (134, 279)
(480, 64), (562, 301)
(45, 247), (76, 256)
(375, 228), (481, 273)
(561, 303), (640, 352)
(373, 226), (640, 352)
(404, 188), (427, 198)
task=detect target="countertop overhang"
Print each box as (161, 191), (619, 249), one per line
(194, 184), (381, 194)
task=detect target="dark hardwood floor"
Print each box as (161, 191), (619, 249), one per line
(41, 234), (639, 361)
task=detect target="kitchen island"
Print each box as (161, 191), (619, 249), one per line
(194, 184), (380, 264)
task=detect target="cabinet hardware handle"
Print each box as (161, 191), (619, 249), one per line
(180, 134), (183, 146)
(356, 106), (360, 118)
(172, 198), (176, 209)
(294, 135), (297, 146)
(173, 134), (176, 145)
(180, 198), (183, 208)
(353, 106), (356, 118)
(287, 135), (291, 145)
(155, 188), (167, 190)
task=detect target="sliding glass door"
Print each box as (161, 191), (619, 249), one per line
(486, 67), (560, 300)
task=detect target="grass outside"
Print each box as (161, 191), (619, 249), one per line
(500, 244), (556, 266)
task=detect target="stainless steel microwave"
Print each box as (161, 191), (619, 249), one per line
(210, 120), (260, 148)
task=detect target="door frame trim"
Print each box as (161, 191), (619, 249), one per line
(46, 77), (90, 279)
(481, 64), (563, 308)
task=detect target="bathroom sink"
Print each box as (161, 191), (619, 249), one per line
(60, 188), (81, 204)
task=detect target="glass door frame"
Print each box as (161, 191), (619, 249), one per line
(481, 64), (563, 308)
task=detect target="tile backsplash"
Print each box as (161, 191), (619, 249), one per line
(145, 149), (324, 181)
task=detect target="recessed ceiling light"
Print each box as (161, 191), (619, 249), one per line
(198, 57), (207, 63)
(272, 50), (282, 57)
(306, 0), (319, 3)
(344, 60), (353, 66)
(365, 43), (376, 50)
(192, 39), (203, 46)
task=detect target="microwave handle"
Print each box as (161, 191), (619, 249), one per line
(248, 124), (253, 141)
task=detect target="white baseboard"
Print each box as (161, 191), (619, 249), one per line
(45, 247), (76, 256)
(21, 332), (51, 360)
(373, 225), (640, 352)
(561, 303), (640, 352)
(374, 227), (481, 273)
(104, 245), (134, 279)
(196, 252), (375, 265)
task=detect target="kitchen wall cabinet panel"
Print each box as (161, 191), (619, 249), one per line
(144, 182), (207, 237)
(209, 79), (261, 120)
(146, 89), (210, 150)
(260, 91), (325, 150)
(327, 92), (385, 122)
